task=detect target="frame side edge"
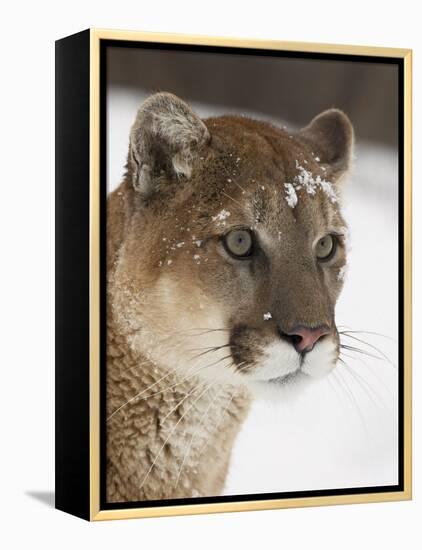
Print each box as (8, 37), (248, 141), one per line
(55, 28), (91, 521)
(403, 49), (412, 499)
(89, 27), (102, 521)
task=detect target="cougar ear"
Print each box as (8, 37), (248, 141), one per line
(298, 109), (354, 181)
(128, 92), (210, 197)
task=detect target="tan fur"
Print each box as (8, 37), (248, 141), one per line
(106, 93), (354, 503)
(106, 322), (249, 501)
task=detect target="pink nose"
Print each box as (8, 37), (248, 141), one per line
(285, 325), (331, 354)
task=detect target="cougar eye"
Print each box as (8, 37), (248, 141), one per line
(223, 229), (253, 258)
(315, 234), (337, 261)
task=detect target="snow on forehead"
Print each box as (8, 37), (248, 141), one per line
(211, 209), (231, 227)
(284, 160), (338, 209)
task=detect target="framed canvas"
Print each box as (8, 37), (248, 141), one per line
(55, 28), (412, 521)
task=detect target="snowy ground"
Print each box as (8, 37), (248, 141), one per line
(107, 92), (399, 495)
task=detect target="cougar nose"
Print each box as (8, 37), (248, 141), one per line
(280, 325), (331, 354)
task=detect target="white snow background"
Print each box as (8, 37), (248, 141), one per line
(107, 91), (399, 495)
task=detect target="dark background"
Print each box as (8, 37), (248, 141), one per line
(108, 46), (398, 147)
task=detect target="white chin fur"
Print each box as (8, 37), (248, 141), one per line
(301, 337), (337, 378)
(246, 341), (299, 382)
(249, 371), (313, 402)
(244, 336), (338, 400)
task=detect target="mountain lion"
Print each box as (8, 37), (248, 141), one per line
(106, 92), (354, 503)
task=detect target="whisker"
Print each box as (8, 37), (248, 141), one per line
(232, 179), (248, 195)
(326, 373), (351, 424)
(340, 352), (397, 421)
(341, 349), (395, 400)
(139, 362), (235, 491)
(340, 344), (387, 363)
(139, 382), (215, 492)
(203, 354), (235, 369)
(107, 368), (178, 421)
(107, 360), (223, 422)
(221, 190), (244, 209)
(340, 332), (397, 368)
(118, 358), (160, 376)
(339, 356), (386, 412)
(188, 344), (232, 362)
(332, 368), (369, 435)
(188, 345), (228, 352)
(182, 328), (230, 337)
(221, 163), (248, 195)
(339, 329), (396, 343)
(108, 322), (237, 423)
(174, 362), (250, 488)
(184, 327), (229, 333)
(161, 379), (208, 424)
(173, 385), (225, 490)
(198, 391), (236, 455)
